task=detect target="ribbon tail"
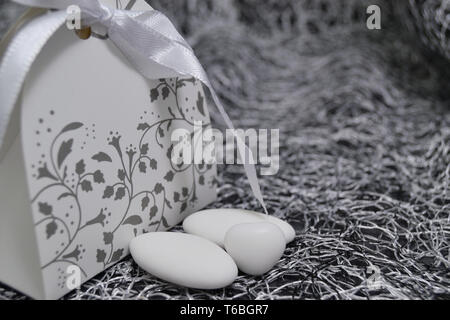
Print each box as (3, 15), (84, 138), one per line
(209, 90), (269, 215)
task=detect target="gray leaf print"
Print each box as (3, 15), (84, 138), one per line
(161, 216), (170, 228)
(139, 161), (147, 173)
(91, 152), (112, 162)
(162, 86), (170, 99)
(164, 170), (174, 182)
(75, 159), (86, 175)
(93, 170), (105, 184)
(149, 158), (157, 170)
(110, 249), (124, 263)
(96, 249), (107, 263)
(46, 221), (58, 239)
(38, 202), (53, 216)
(137, 123), (150, 131)
(57, 139), (73, 169)
(57, 192), (72, 200)
(141, 196), (150, 210)
(149, 205), (158, 218)
(140, 143), (149, 155)
(60, 122), (83, 134)
(150, 88), (159, 102)
(115, 187), (126, 200)
(103, 232), (113, 245)
(122, 215), (143, 226)
(103, 186), (114, 199)
(81, 180), (93, 192)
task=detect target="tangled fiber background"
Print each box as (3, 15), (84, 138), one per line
(0, 0), (449, 300)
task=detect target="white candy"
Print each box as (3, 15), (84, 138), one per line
(183, 208), (295, 247)
(129, 232), (238, 289)
(224, 222), (286, 275)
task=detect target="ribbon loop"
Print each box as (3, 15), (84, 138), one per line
(4, 0), (268, 213)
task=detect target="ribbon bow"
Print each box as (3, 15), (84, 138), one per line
(0, 0), (267, 213)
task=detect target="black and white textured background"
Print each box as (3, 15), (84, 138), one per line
(0, 0), (449, 300)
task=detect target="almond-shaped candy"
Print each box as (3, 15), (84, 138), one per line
(130, 232), (238, 289)
(183, 208), (295, 247)
(224, 222), (286, 275)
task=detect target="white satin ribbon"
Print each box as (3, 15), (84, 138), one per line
(1, 0), (268, 213)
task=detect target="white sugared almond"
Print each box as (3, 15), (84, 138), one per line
(130, 232), (237, 289)
(224, 222), (286, 275)
(183, 208), (295, 247)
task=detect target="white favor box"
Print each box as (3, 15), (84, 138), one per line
(0, 1), (217, 299)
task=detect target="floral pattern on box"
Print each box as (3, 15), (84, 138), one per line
(27, 77), (217, 293)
